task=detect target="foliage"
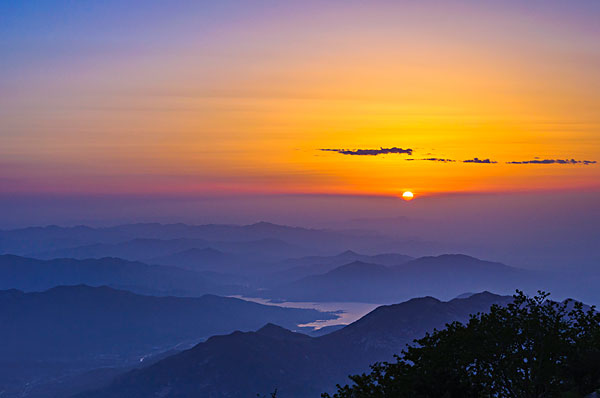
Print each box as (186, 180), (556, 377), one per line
(323, 291), (600, 398)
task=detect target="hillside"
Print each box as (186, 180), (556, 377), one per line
(77, 292), (512, 398)
(0, 254), (232, 296)
(0, 285), (334, 360)
(0, 285), (335, 397)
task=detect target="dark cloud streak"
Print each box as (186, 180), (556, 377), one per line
(319, 148), (596, 166)
(404, 158), (455, 162)
(507, 159), (597, 165)
(320, 147), (413, 156)
(463, 158), (497, 164)
(420, 158), (455, 162)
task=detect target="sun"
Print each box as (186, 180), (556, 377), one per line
(402, 191), (414, 201)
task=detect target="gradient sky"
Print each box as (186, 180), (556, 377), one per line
(2, 0), (600, 198)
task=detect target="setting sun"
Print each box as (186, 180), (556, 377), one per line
(402, 191), (414, 201)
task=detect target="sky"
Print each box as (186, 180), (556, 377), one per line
(2, 0), (599, 200)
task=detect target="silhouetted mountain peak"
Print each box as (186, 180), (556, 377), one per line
(256, 323), (310, 340)
(245, 221), (289, 232)
(404, 254), (515, 272)
(404, 295), (442, 305)
(249, 221), (278, 227)
(469, 290), (496, 298)
(441, 253), (475, 259)
(363, 296), (443, 315)
(454, 291), (502, 303)
(257, 322), (283, 332)
(337, 250), (361, 257)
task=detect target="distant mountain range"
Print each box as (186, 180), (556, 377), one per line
(264, 254), (526, 302)
(0, 254), (240, 296)
(0, 222), (333, 255)
(0, 285), (335, 397)
(268, 250), (414, 284)
(78, 292), (512, 398)
(3, 221), (595, 305)
(0, 252), (532, 303)
(0, 222), (424, 259)
(31, 237), (308, 266)
(278, 250), (414, 268)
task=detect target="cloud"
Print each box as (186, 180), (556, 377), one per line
(405, 158), (455, 162)
(420, 158), (455, 162)
(507, 159), (597, 165)
(319, 149), (596, 166)
(320, 147), (413, 156)
(463, 158), (497, 164)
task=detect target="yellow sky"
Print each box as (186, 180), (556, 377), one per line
(2, 1), (599, 196)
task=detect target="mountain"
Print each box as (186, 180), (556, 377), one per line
(115, 221), (386, 253)
(400, 253), (514, 274)
(0, 222), (339, 256)
(280, 250), (413, 268)
(264, 254), (524, 302)
(323, 291), (513, 362)
(0, 254), (237, 296)
(394, 254), (523, 297)
(144, 247), (236, 270)
(33, 237), (309, 266)
(0, 225), (129, 256)
(100, 221), (342, 245)
(78, 292), (512, 398)
(269, 250), (413, 284)
(32, 238), (211, 261)
(268, 261), (399, 302)
(0, 222), (421, 259)
(0, 285), (335, 397)
(0, 285), (334, 361)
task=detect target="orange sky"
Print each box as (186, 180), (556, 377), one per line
(2, 1), (599, 197)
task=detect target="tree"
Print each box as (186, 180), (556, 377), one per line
(324, 291), (600, 398)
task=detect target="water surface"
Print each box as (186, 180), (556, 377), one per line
(231, 296), (381, 330)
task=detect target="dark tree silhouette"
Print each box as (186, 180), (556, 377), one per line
(324, 291), (600, 398)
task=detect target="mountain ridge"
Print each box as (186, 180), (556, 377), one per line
(264, 254), (524, 303)
(77, 291), (513, 398)
(0, 254), (235, 296)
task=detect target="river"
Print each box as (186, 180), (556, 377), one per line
(230, 295), (382, 330)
